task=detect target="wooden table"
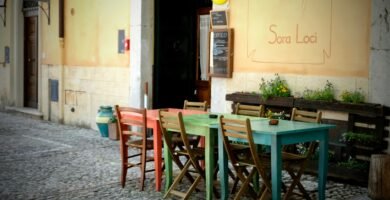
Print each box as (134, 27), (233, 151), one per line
(123, 108), (205, 191)
(218, 118), (335, 200)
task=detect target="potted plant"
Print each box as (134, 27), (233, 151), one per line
(258, 73), (294, 107)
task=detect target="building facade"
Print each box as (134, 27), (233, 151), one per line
(0, 0), (389, 133)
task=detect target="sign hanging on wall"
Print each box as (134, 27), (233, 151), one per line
(209, 28), (234, 78)
(210, 10), (228, 29)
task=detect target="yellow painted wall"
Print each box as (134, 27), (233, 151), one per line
(40, 0), (61, 64)
(41, 0), (130, 67)
(0, 0), (12, 107)
(229, 0), (370, 77)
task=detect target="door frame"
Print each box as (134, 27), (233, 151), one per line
(21, 2), (41, 110)
(23, 15), (39, 108)
(195, 7), (212, 105)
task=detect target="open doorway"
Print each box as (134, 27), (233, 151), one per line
(24, 15), (39, 108)
(153, 0), (212, 109)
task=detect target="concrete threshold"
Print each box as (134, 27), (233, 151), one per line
(5, 106), (43, 120)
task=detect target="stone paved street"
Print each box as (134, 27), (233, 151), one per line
(0, 111), (371, 200)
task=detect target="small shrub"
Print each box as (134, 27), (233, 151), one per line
(341, 89), (365, 103)
(259, 74), (291, 100)
(339, 132), (378, 145)
(337, 158), (369, 171)
(302, 80), (335, 101)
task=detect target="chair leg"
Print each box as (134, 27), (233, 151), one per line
(121, 147), (128, 188)
(284, 167), (311, 200)
(163, 160), (192, 199)
(121, 163), (127, 188)
(234, 168), (257, 200)
(140, 148), (146, 191)
(231, 166), (250, 194)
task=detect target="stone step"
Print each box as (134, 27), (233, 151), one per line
(5, 106), (43, 120)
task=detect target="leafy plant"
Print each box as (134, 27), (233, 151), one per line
(109, 115), (117, 123)
(340, 89), (365, 104)
(259, 74), (291, 100)
(264, 109), (286, 119)
(337, 158), (369, 171)
(302, 80), (335, 101)
(339, 132), (378, 145)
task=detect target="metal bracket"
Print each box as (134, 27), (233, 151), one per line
(38, 0), (50, 25)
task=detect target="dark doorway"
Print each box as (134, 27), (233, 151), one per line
(24, 16), (39, 108)
(153, 0), (212, 109)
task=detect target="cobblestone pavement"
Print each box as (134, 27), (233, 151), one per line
(0, 111), (371, 200)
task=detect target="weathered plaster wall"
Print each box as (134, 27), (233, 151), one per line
(63, 66), (129, 128)
(370, 0), (390, 107)
(371, 0), (390, 154)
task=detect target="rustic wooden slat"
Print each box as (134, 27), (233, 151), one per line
(368, 154), (390, 200)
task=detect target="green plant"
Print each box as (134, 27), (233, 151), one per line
(339, 132), (378, 145)
(109, 115), (117, 123)
(340, 89), (365, 103)
(259, 74), (291, 100)
(337, 158), (369, 171)
(302, 80), (335, 101)
(264, 109), (286, 119)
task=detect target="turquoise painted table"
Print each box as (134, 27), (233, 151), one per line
(164, 113), (334, 200)
(219, 117), (335, 200)
(164, 113), (256, 200)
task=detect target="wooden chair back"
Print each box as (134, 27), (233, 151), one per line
(234, 103), (264, 117)
(290, 107), (322, 157)
(183, 100), (208, 111)
(159, 110), (199, 164)
(291, 107), (322, 123)
(116, 106), (147, 144)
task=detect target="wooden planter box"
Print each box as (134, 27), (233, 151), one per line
(294, 98), (384, 117)
(225, 92), (389, 184)
(226, 92), (294, 107)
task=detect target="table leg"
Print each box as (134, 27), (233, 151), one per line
(163, 131), (173, 192)
(271, 136), (282, 200)
(219, 127), (229, 200)
(205, 129), (215, 200)
(151, 121), (162, 191)
(318, 130), (329, 200)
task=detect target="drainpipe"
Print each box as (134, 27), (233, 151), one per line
(59, 0), (65, 123)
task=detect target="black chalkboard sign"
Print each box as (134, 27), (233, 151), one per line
(210, 10), (228, 29)
(209, 29), (233, 78)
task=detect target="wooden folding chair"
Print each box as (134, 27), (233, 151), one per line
(159, 110), (218, 199)
(231, 103), (265, 192)
(234, 103), (265, 117)
(220, 115), (272, 200)
(115, 105), (155, 191)
(282, 108), (322, 200)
